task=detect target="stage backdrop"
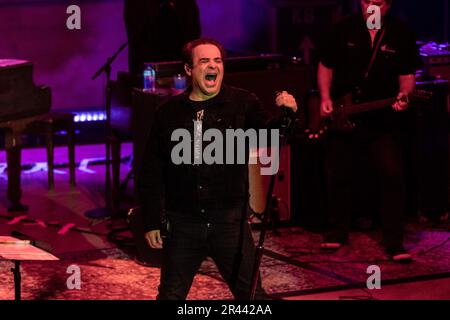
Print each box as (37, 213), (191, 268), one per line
(0, 0), (262, 111)
(0, 0), (447, 111)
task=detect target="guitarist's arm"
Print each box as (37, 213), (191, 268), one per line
(392, 74), (416, 112)
(318, 62), (334, 117)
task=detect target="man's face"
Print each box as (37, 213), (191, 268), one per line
(185, 44), (224, 101)
(361, 0), (390, 21)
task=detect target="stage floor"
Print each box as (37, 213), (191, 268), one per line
(0, 143), (449, 300)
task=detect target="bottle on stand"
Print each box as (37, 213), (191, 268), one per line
(171, 73), (187, 95)
(143, 63), (156, 92)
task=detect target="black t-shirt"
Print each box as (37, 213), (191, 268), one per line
(319, 14), (423, 102)
(188, 95), (219, 113)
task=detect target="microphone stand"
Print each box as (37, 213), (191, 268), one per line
(85, 41), (128, 219)
(249, 108), (295, 300)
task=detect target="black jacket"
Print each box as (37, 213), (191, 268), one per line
(137, 84), (285, 231)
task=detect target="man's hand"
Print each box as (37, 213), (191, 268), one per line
(145, 230), (163, 249)
(275, 91), (298, 113)
(320, 99), (334, 117)
(392, 92), (409, 112)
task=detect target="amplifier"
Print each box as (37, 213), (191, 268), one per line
(412, 79), (449, 217)
(143, 54), (289, 79)
(420, 42), (450, 81)
(249, 146), (291, 221)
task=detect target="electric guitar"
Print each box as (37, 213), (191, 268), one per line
(306, 90), (433, 138)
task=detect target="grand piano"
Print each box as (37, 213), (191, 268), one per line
(0, 59), (51, 211)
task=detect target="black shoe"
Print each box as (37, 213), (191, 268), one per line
(386, 246), (413, 263)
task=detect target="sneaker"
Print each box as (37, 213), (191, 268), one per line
(386, 246), (413, 263)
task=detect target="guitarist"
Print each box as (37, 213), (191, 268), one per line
(317, 0), (422, 262)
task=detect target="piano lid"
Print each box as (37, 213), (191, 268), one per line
(0, 59), (32, 70)
(0, 59), (51, 122)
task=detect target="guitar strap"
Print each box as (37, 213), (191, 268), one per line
(354, 24), (388, 100)
(364, 25), (387, 80)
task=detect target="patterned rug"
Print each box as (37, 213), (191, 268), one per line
(1, 221), (449, 300)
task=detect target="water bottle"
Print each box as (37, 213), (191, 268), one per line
(171, 73), (187, 95)
(173, 74), (187, 90)
(143, 63), (156, 92)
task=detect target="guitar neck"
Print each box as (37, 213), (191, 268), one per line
(345, 98), (396, 115)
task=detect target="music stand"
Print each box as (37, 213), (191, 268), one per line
(0, 236), (59, 300)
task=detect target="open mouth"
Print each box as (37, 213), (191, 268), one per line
(205, 73), (218, 83)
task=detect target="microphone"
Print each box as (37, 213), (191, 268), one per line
(280, 106), (296, 119)
(275, 91), (297, 119)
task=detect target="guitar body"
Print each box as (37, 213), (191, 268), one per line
(304, 92), (357, 140)
(305, 89), (432, 140)
(330, 94), (357, 132)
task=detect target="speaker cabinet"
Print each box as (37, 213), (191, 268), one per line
(413, 79), (449, 217)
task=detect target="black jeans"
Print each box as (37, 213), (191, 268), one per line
(325, 125), (406, 250)
(157, 209), (265, 300)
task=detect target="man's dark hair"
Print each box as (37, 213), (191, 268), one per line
(182, 38), (227, 67)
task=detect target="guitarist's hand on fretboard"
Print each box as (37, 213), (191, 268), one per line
(306, 89), (432, 136)
(392, 92), (409, 112)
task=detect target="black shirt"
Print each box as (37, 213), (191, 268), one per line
(137, 84), (284, 231)
(319, 14), (422, 102)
